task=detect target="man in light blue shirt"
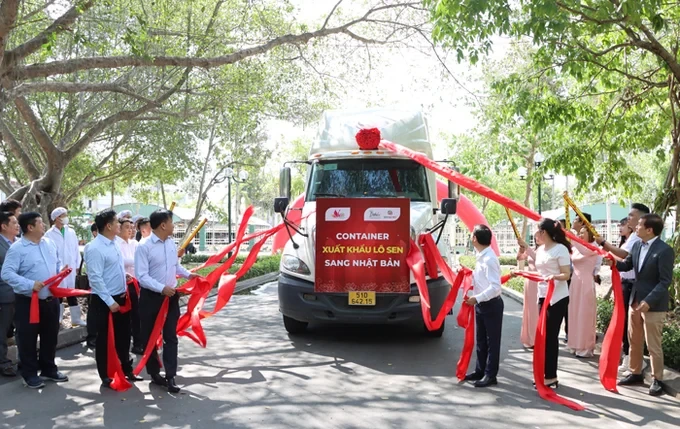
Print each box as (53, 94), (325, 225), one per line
(135, 209), (196, 393)
(0, 212), (68, 389)
(85, 209), (142, 387)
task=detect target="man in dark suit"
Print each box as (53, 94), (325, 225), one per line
(0, 211), (20, 376)
(613, 213), (674, 396)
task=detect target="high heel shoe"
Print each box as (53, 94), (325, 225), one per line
(533, 380), (559, 389)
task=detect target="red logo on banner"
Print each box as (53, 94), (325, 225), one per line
(315, 198), (410, 293)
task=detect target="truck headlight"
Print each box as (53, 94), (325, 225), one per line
(282, 255), (311, 275)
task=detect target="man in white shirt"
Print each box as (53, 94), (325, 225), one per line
(116, 218), (143, 354)
(596, 202), (649, 371)
(463, 225), (503, 388)
(45, 207), (86, 328)
(135, 209), (197, 393)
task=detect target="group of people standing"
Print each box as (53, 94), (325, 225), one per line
(0, 199), (196, 393)
(513, 203), (674, 396)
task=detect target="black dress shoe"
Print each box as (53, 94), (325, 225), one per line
(474, 375), (498, 388)
(167, 377), (181, 393)
(101, 378), (113, 388)
(649, 379), (664, 396)
(150, 374), (167, 387)
(464, 372), (483, 382)
(131, 346), (144, 355)
(618, 373), (645, 386)
(126, 372), (143, 382)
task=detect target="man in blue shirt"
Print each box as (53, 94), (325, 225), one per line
(135, 209), (197, 393)
(85, 209), (143, 387)
(1, 212), (68, 389)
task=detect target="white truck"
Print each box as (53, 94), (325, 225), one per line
(274, 108), (458, 336)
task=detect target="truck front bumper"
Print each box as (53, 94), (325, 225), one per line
(278, 273), (451, 325)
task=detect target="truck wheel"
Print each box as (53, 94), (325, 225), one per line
(424, 320), (445, 338)
(283, 315), (308, 334)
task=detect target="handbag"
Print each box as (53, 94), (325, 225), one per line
(75, 258), (90, 290)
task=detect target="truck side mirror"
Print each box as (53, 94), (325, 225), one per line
(274, 197), (290, 214)
(440, 198), (457, 215)
(279, 167), (292, 200)
(448, 180), (458, 198)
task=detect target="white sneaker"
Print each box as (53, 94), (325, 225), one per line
(618, 355), (630, 372)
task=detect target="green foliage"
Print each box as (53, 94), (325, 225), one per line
(426, 1), (678, 206)
(662, 316), (680, 371)
(178, 254), (280, 285)
(597, 297), (615, 334)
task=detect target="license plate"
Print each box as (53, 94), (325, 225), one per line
(348, 291), (376, 306)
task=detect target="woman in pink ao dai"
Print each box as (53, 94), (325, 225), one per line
(567, 227), (599, 357)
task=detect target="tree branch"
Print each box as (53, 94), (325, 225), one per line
(322, 0), (344, 30)
(0, 117), (41, 178)
(7, 0), (95, 62)
(7, 81), (159, 104)
(11, 2), (422, 80)
(19, 0), (57, 22)
(13, 96), (59, 158)
(64, 68), (191, 161)
(0, 0), (19, 67)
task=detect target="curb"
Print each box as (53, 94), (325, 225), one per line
(501, 285), (680, 399)
(7, 271), (281, 360)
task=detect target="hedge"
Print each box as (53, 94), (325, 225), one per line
(459, 254), (517, 267)
(178, 254), (281, 286)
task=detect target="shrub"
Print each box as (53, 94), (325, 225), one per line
(458, 255), (475, 268)
(181, 253), (246, 265)
(597, 297), (614, 334)
(499, 256), (518, 266)
(178, 254), (280, 285)
(662, 319), (680, 371)
(505, 276), (525, 294)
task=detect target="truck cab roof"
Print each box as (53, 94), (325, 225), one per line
(310, 108), (433, 159)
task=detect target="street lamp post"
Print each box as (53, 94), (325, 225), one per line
(518, 152), (554, 215)
(226, 168), (249, 255)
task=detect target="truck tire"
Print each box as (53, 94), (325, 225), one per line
(283, 315), (308, 334)
(424, 320), (445, 338)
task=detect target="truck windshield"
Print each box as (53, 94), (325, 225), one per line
(306, 158), (430, 202)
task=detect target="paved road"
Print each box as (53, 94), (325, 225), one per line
(1, 282), (678, 429)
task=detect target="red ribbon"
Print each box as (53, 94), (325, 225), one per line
(455, 273), (475, 380)
(107, 284), (133, 392)
(30, 269), (90, 324)
(599, 264), (624, 392)
(380, 138), (623, 396)
(133, 298), (169, 376)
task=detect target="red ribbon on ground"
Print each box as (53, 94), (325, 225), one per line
(455, 273), (475, 380)
(380, 138), (623, 394)
(107, 285), (133, 392)
(30, 269), (90, 324)
(533, 279), (586, 410)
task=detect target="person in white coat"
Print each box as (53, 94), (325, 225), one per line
(45, 207), (86, 327)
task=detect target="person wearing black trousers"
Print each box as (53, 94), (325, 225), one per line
(464, 225), (504, 388)
(514, 218), (572, 388)
(84, 209), (142, 386)
(135, 210), (198, 393)
(1, 212), (69, 389)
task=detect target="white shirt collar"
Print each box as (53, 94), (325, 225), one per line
(475, 246), (494, 260)
(642, 236), (658, 247)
